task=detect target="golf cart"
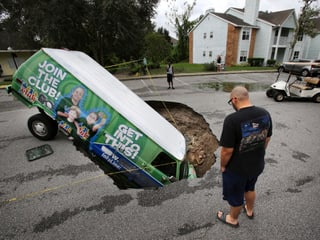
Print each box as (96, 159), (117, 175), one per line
(266, 73), (320, 103)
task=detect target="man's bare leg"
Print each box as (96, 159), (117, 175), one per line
(244, 191), (255, 217)
(217, 205), (242, 225)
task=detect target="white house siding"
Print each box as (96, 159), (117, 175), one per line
(253, 20), (273, 62)
(283, 30), (296, 60)
(192, 14), (228, 64)
(190, 3), (319, 65)
(282, 13), (296, 29)
(302, 35), (320, 59)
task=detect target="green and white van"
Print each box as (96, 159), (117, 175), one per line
(7, 48), (196, 188)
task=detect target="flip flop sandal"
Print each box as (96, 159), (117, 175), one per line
(216, 211), (239, 228)
(243, 205), (254, 219)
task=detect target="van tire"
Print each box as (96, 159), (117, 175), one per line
(301, 69), (309, 77)
(278, 66), (285, 73)
(28, 113), (58, 140)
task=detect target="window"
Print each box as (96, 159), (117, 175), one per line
(203, 51), (206, 57)
(210, 32), (213, 38)
(240, 51), (247, 62)
(293, 51), (299, 59)
(242, 29), (250, 40)
(297, 34), (303, 41)
(203, 33), (207, 39)
(280, 28), (289, 37)
(152, 153), (177, 178)
(209, 51), (212, 57)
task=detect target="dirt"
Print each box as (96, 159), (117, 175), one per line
(146, 101), (219, 177)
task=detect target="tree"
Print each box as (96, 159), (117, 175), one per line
(290, 0), (320, 59)
(0, 0), (160, 64)
(144, 32), (172, 64)
(157, 27), (171, 44)
(166, 0), (197, 62)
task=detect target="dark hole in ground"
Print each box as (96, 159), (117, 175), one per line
(146, 101), (219, 177)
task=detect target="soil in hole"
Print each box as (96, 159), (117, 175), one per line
(146, 101), (219, 177)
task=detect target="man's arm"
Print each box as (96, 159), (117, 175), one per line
(265, 137), (271, 149)
(220, 147), (234, 172)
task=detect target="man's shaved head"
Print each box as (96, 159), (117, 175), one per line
(230, 86), (249, 101)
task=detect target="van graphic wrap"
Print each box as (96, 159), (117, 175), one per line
(9, 48), (192, 188)
(13, 51), (159, 164)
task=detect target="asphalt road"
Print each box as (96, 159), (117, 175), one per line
(0, 72), (320, 240)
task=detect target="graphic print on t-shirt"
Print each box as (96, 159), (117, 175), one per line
(239, 115), (270, 152)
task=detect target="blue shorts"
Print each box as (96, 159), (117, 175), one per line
(222, 169), (259, 207)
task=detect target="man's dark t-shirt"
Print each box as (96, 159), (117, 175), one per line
(220, 106), (272, 177)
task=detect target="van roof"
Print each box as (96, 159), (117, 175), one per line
(42, 48), (186, 160)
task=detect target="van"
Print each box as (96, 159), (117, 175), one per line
(7, 48), (196, 188)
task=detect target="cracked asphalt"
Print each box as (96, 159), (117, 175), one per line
(0, 72), (319, 240)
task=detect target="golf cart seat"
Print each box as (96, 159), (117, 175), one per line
(291, 77), (320, 90)
(304, 77), (320, 86)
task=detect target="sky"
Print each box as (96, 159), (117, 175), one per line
(153, 0), (320, 37)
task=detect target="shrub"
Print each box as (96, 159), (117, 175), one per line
(148, 62), (160, 69)
(267, 59), (276, 66)
(203, 62), (217, 71)
(248, 58), (264, 66)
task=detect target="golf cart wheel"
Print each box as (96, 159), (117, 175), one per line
(273, 91), (285, 102)
(312, 93), (320, 103)
(301, 69), (309, 77)
(266, 89), (274, 97)
(28, 113), (58, 140)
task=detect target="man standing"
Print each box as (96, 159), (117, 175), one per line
(166, 62), (174, 89)
(217, 86), (272, 228)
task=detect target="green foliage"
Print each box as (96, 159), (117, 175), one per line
(203, 62), (217, 71)
(290, 0), (320, 58)
(157, 27), (171, 44)
(247, 58), (264, 66)
(144, 32), (172, 65)
(110, 61), (276, 76)
(148, 62), (161, 69)
(0, 0), (160, 65)
(167, 0), (197, 62)
(267, 59), (276, 66)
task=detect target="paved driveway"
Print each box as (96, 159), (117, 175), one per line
(0, 72), (319, 240)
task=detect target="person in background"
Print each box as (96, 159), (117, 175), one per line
(217, 55), (222, 72)
(216, 86), (272, 228)
(166, 62), (174, 89)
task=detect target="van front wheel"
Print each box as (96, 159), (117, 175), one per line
(28, 113), (58, 140)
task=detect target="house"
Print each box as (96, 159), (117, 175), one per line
(189, 0), (319, 66)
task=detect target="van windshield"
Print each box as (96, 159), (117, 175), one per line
(152, 153), (177, 178)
